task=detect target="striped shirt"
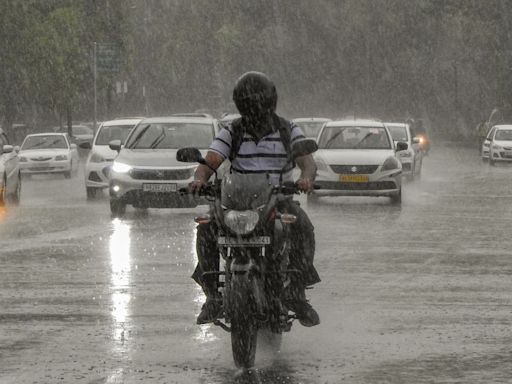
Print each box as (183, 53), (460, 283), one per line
(210, 120), (306, 185)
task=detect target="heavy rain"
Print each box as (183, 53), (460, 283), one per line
(1, 1), (512, 383)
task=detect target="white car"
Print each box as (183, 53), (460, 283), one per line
(18, 133), (79, 178)
(489, 125), (512, 166)
(311, 120), (406, 204)
(108, 116), (221, 216)
(292, 117), (332, 139)
(385, 122), (423, 180)
(83, 118), (141, 199)
(481, 125), (498, 162)
(0, 129), (21, 205)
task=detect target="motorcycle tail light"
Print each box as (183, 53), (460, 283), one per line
(194, 213), (211, 224)
(279, 213), (297, 224)
(224, 210), (260, 235)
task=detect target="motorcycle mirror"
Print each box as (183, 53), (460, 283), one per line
(396, 141), (408, 151)
(291, 138), (318, 160)
(176, 147), (203, 163)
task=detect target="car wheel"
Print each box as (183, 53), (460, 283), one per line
(86, 187), (99, 200)
(110, 198), (126, 217)
(64, 170), (72, 178)
(0, 176), (7, 206)
(9, 173), (21, 205)
(390, 187), (402, 204)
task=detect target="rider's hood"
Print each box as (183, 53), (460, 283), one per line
(221, 173), (273, 210)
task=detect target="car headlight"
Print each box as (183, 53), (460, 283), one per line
(314, 156), (330, 172)
(89, 152), (105, 163)
(224, 210), (260, 235)
(381, 157), (400, 171)
(399, 151), (412, 158)
(55, 155), (68, 161)
(492, 144), (502, 150)
(19, 156), (27, 162)
(112, 161), (132, 173)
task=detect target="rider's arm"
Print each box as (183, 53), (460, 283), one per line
(295, 154), (317, 192)
(190, 151), (224, 192)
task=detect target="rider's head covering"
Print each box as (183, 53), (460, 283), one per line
(232, 71), (277, 123)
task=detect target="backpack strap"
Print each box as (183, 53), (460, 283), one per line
(228, 115), (293, 161)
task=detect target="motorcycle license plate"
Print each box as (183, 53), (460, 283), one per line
(340, 174), (369, 183)
(218, 236), (271, 247)
(142, 183), (177, 192)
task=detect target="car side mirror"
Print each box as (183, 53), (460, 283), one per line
(396, 142), (408, 151)
(412, 137), (420, 144)
(176, 147), (203, 163)
(109, 139), (122, 152)
(2, 145), (14, 154)
(291, 138), (318, 159)
(79, 141), (92, 149)
(70, 143), (77, 150)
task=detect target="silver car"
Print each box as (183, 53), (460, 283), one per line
(0, 129), (21, 205)
(108, 116), (221, 215)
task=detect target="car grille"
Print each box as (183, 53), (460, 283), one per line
(500, 152), (512, 159)
(329, 165), (379, 174)
(130, 168), (193, 180)
(30, 157), (52, 161)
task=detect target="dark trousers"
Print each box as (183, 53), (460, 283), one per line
(192, 200), (320, 296)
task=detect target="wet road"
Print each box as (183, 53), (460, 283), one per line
(1, 146), (512, 383)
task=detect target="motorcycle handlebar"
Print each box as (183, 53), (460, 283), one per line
(179, 182), (320, 196)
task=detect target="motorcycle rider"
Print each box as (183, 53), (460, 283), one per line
(189, 71), (321, 327)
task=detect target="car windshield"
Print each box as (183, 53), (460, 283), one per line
(125, 122), (214, 149)
(21, 135), (68, 150)
(318, 126), (392, 149)
(294, 121), (326, 138)
(387, 125), (409, 142)
(72, 126), (93, 135)
(95, 125), (135, 145)
(495, 129), (512, 141)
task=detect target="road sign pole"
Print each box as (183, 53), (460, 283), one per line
(93, 42), (97, 131)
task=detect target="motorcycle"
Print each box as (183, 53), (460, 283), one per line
(176, 139), (318, 369)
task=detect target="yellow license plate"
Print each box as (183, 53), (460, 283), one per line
(340, 174), (369, 183)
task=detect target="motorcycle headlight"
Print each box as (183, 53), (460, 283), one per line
(224, 210), (260, 235)
(55, 155), (68, 161)
(112, 161), (132, 173)
(381, 157), (399, 171)
(89, 152), (105, 163)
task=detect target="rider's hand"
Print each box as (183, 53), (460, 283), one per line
(189, 179), (206, 194)
(296, 178), (314, 193)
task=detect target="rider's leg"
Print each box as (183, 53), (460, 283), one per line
(192, 222), (222, 324)
(282, 200), (320, 327)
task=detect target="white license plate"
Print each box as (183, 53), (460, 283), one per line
(32, 162), (50, 168)
(142, 183), (177, 192)
(218, 236), (271, 247)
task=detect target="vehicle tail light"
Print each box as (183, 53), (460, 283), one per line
(279, 213), (297, 224)
(194, 213), (211, 224)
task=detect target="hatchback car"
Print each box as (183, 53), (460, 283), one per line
(385, 122), (423, 179)
(292, 117), (332, 139)
(18, 133), (79, 178)
(83, 118), (141, 199)
(0, 129), (21, 205)
(311, 120), (406, 204)
(108, 116), (221, 215)
(481, 125), (498, 162)
(489, 125), (512, 166)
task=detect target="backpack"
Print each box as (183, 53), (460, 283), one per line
(228, 115), (292, 162)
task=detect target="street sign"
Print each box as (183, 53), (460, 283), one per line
(96, 43), (120, 73)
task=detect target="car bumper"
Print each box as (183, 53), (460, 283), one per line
(109, 170), (198, 207)
(85, 161), (112, 188)
(19, 161), (71, 174)
(490, 149), (512, 162)
(315, 169), (401, 197)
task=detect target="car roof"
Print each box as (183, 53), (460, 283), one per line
(101, 118), (142, 127)
(384, 122), (408, 128)
(25, 132), (67, 137)
(494, 124), (512, 130)
(292, 117), (332, 122)
(325, 119), (385, 127)
(171, 113), (213, 118)
(140, 116), (217, 124)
